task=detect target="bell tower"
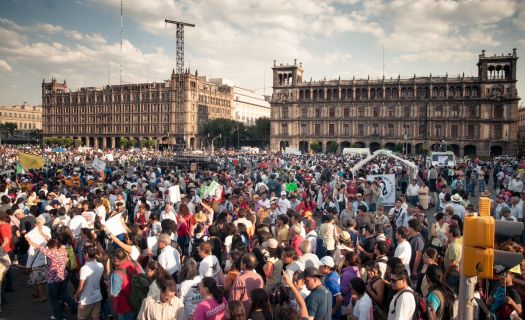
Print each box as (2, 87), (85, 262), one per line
(272, 59), (303, 88)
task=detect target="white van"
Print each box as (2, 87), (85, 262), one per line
(428, 151), (456, 168)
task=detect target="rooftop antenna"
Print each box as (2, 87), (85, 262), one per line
(108, 63), (110, 85)
(263, 70), (266, 96)
(382, 43), (385, 78)
(120, 0), (123, 84)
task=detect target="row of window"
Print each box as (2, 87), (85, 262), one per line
(0, 111), (40, 119)
(297, 86), (481, 101)
(45, 124), (196, 135)
(280, 105), (482, 119)
(279, 122), (479, 138)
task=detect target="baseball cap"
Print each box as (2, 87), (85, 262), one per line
(264, 238), (279, 249)
(319, 256), (335, 268)
(281, 191), (287, 196)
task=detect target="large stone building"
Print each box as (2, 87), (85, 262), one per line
(208, 78), (271, 125)
(519, 106), (525, 157)
(270, 50), (520, 157)
(0, 104), (42, 131)
(42, 69), (234, 149)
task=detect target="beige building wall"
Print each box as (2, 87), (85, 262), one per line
(0, 104), (42, 130)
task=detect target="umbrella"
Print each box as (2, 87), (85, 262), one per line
(52, 147), (66, 153)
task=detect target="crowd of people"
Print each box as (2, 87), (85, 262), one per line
(0, 144), (524, 320)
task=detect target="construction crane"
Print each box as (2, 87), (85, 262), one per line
(165, 19), (195, 146)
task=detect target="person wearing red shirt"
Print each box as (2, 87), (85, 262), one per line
(290, 225), (304, 257)
(297, 196), (317, 217)
(177, 203), (195, 256)
(0, 214), (14, 254)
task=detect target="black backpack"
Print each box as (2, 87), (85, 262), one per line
(190, 235), (206, 262)
(391, 288), (427, 320)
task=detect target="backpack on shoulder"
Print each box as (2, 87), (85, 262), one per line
(392, 288), (427, 320)
(315, 237), (328, 258)
(129, 273), (150, 311)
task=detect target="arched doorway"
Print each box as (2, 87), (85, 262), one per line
(448, 144), (460, 156)
(106, 137), (112, 149)
(370, 142), (381, 153)
(340, 141), (351, 150)
(81, 137), (87, 146)
(326, 141), (338, 153)
(189, 137), (195, 150)
(384, 142), (396, 151)
(404, 143), (412, 155)
(353, 141), (366, 148)
(299, 141), (309, 153)
(490, 145), (503, 157)
(89, 137), (95, 147)
(279, 141), (289, 151)
(464, 145), (477, 156)
(115, 137), (121, 149)
(415, 143), (424, 154)
(98, 137), (103, 149)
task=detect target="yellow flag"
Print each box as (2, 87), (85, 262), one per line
(18, 152), (45, 170)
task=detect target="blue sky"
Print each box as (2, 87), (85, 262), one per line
(0, 0), (524, 106)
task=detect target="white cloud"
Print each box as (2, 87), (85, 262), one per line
(65, 30), (83, 40)
(85, 33), (106, 44)
(0, 59), (12, 72)
(34, 23), (63, 34)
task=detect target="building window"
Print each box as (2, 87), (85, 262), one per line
(343, 108), (349, 118)
(493, 124), (503, 139)
(314, 124), (321, 135)
(451, 124), (459, 137)
(387, 124), (394, 136)
(403, 124), (411, 137)
(282, 108), (288, 119)
(388, 107), (395, 118)
(434, 105), (443, 117)
(494, 105), (504, 119)
(372, 124), (379, 135)
(328, 123), (335, 135)
(358, 124), (365, 136)
(419, 124), (426, 136)
(343, 124), (350, 135)
(329, 108), (335, 117)
(373, 108), (380, 117)
(467, 125), (475, 137)
(315, 109), (321, 118)
(358, 108), (365, 117)
(301, 123), (307, 135)
(451, 105), (459, 117)
(302, 108), (307, 118)
(281, 124), (289, 135)
(435, 125), (442, 138)
(468, 105), (477, 117)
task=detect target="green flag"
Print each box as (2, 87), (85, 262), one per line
(16, 163), (25, 175)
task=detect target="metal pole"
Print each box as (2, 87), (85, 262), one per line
(458, 273), (476, 320)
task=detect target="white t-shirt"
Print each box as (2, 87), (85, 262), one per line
(353, 293), (373, 320)
(95, 206), (107, 223)
(394, 240), (412, 275)
(158, 245), (181, 275)
(68, 215), (88, 237)
(387, 289), (416, 320)
(79, 260), (104, 305)
(198, 255), (222, 280)
(178, 276), (203, 320)
(26, 226), (51, 268)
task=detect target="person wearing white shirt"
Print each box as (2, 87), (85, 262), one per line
(258, 194), (271, 209)
(394, 227), (412, 275)
(233, 210), (253, 230)
(95, 200), (107, 223)
(387, 267), (416, 320)
(510, 196), (523, 221)
(350, 277), (373, 320)
(160, 203), (177, 222)
(406, 179), (420, 206)
(157, 234), (181, 277)
(197, 242), (223, 282)
(509, 176), (523, 196)
(74, 246), (104, 320)
(277, 192), (291, 215)
(68, 209), (89, 238)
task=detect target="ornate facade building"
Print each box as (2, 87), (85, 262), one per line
(0, 104), (42, 131)
(270, 50), (520, 156)
(519, 106), (525, 157)
(42, 69), (234, 149)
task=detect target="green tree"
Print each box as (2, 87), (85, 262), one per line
(44, 137), (53, 146)
(63, 137), (73, 147)
(327, 141), (338, 153)
(129, 138), (138, 148)
(310, 141), (322, 153)
(149, 138), (158, 149)
(0, 122), (17, 144)
(120, 137), (130, 149)
(395, 143), (404, 153)
(140, 138), (149, 148)
(73, 138), (82, 147)
(204, 118), (241, 148)
(55, 137), (65, 146)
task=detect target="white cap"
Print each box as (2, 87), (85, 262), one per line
(319, 256), (335, 268)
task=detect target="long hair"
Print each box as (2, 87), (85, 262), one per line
(228, 300), (247, 320)
(426, 265), (455, 317)
(201, 276), (224, 304)
(249, 288), (273, 320)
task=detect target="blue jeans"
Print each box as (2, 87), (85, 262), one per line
(48, 280), (77, 320)
(118, 311), (138, 320)
(408, 196), (418, 206)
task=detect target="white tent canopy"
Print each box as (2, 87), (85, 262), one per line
(350, 149), (419, 179)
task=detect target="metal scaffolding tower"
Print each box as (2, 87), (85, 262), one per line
(165, 19), (195, 145)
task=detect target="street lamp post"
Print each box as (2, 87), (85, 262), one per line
(211, 134), (222, 154)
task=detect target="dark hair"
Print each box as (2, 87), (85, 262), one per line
(84, 245), (97, 259)
(408, 218), (421, 232)
(358, 204), (368, 212)
(345, 251), (360, 267)
(426, 265), (456, 318)
(375, 240), (389, 255)
(351, 277), (366, 295)
(390, 264), (409, 282)
(47, 238), (59, 249)
(157, 277), (177, 293)
(374, 224), (384, 234)
(228, 300), (247, 320)
(277, 214), (289, 224)
(201, 277), (224, 304)
(281, 246), (298, 260)
(434, 212), (445, 221)
(249, 288), (273, 320)
(242, 253), (258, 270)
(448, 224), (461, 238)
(229, 250), (243, 271)
(396, 226), (409, 240)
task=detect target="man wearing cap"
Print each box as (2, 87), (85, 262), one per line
(303, 267), (332, 320)
(319, 256), (343, 320)
(351, 193), (368, 214)
(278, 191), (291, 215)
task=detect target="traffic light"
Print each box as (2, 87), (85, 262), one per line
(463, 197), (524, 278)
